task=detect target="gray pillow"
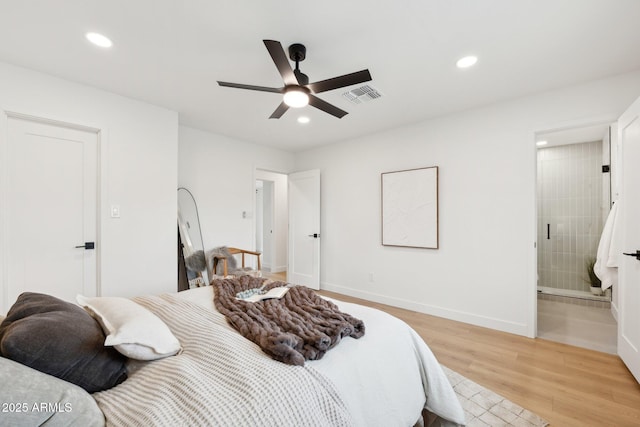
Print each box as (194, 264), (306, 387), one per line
(0, 292), (127, 393)
(0, 356), (105, 426)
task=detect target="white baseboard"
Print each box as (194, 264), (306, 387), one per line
(611, 300), (619, 322)
(261, 264), (286, 274)
(321, 281), (529, 337)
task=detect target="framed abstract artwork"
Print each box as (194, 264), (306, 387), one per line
(381, 166), (439, 249)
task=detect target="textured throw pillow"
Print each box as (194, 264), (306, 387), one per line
(0, 292), (127, 393)
(77, 295), (182, 361)
(0, 356), (105, 426)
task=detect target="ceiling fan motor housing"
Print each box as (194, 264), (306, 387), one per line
(294, 69), (309, 85)
(289, 43), (309, 85)
(288, 43), (306, 62)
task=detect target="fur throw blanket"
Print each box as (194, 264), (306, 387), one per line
(184, 250), (206, 273)
(212, 276), (365, 366)
(206, 246), (256, 276)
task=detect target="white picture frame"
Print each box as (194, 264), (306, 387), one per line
(381, 166), (439, 249)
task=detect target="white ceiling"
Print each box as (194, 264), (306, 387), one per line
(1, 1), (640, 152)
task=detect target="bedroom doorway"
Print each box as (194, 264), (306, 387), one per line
(3, 114), (99, 311)
(535, 122), (617, 353)
(255, 170), (288, 278)
(287, 169), (321, 289)
(254, 168), (321, 288)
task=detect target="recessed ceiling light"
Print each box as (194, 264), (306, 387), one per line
(456, 55), (478, 69)
(536, 140), (548, 146)
(85, 32), (113, 48)
(297, 116), (310, 124)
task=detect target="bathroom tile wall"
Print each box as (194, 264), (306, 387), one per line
(537, 141), (605, 293)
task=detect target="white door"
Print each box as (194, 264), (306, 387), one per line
(5, 116), (98, 308)
(618, 96), (640, 383)
(288, 169), (320, 289)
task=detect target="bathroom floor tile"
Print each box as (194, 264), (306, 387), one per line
(537, 299), (617, 354)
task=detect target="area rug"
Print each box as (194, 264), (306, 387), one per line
(442, 366), (549, 427)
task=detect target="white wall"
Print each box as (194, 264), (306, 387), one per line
(0, 62), (178, 310)
(178, 126), (294, 258)
(294, 70), (640, 337)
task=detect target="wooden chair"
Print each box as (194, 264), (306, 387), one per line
(211, 247), (262, 277)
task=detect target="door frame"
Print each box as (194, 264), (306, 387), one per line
(529, 114), (618, 338)
(0, 110), (104, 312)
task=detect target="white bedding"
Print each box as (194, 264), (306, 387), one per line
(94, 293), (353, 426)
(176, 286), (465, 426)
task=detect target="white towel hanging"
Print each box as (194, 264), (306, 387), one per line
(595, 200), (621, 290)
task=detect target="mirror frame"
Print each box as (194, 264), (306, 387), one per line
(178, 187), (209, 287)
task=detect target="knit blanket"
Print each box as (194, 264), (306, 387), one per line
(212, 276), (365, 366)
(93, 294), (352, 427)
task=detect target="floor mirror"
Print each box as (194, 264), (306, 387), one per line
(178, 187), (209, 289)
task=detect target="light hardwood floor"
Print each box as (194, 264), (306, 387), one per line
(263, 271), (287, 281)
(318, 290), (640, 427)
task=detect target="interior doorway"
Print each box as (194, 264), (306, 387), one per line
(255, 170), (288, 278)
(534, 122), (617, 353)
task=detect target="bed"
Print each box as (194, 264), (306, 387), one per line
(0, 284), (465, 427)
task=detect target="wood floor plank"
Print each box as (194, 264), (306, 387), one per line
(319, 290), (640, 427)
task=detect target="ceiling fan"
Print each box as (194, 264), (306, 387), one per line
(217, 40), (372, 119)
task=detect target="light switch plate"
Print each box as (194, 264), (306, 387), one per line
(111, 205), (121, 218)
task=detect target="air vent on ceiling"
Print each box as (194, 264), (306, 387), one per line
(342, 84), (382, 104)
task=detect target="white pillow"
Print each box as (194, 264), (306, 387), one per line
(76, 295), (182, 361)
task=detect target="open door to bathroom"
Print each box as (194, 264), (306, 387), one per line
(617, 95), (640, 383)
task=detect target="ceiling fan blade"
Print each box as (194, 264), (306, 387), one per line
(308, 95), (348, 118)
(263, 40), (298, 86)
(269, 101), (290, 119)
(308, 69), (372, 94)
(217, 81), (282, 93)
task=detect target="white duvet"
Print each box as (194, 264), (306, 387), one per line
(176, 286), (465, 426)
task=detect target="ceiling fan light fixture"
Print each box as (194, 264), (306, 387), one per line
(283, 87), (309, 108)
